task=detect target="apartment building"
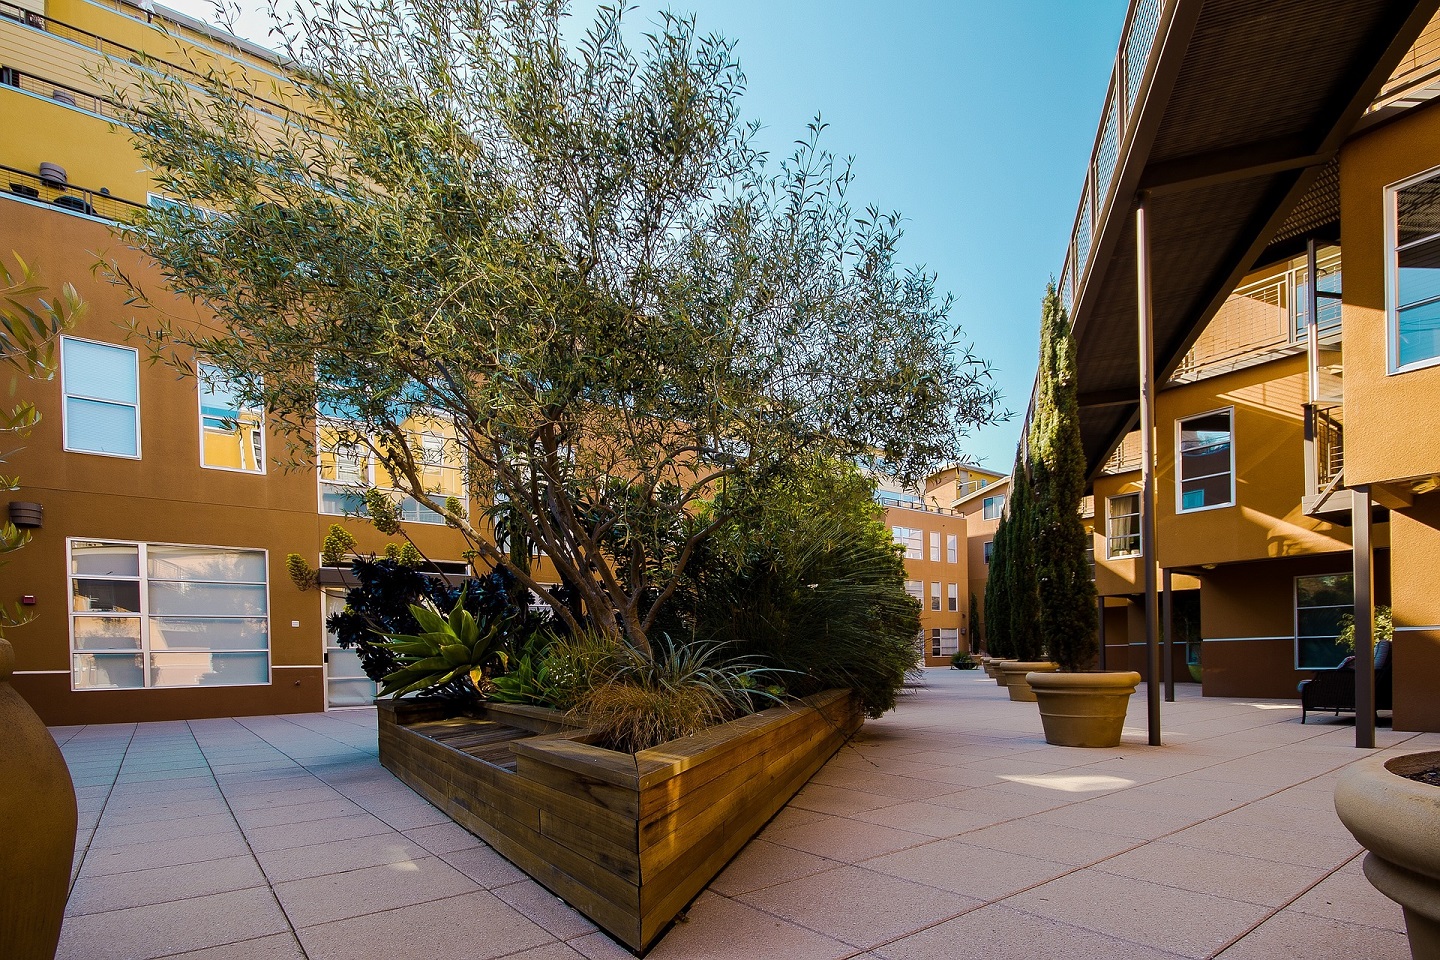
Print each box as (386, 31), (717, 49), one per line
(1054, 0), (1440, 733)
(0, 0), (490, 724)
(949, 474), (1009, 652)
(876, 477), (969, 666)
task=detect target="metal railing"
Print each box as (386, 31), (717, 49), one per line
(1373, 10), (1440, 111)
(1100, 430), (1143, 475)
(0, 0), (290, 119)
(1, 162), (147, 222)
(0, 66), (130, 121)
(876, 494), (961, 517)
(1058, 0), (1166, 315)
(1314, 402), (1344, 491)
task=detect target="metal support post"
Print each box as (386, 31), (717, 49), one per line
(1097, 595), (1107, 671)
(1136, 194), (1162, 746)
(1303, 238), (1321, 496)
(1163, 567), (1175, 702)
(1352, 485), (1375, 749)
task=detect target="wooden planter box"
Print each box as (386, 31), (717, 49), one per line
(377, 690), (862, 952)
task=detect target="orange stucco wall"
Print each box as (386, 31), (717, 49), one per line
(1340, 101), (1440, 487)
(1389, 492), (1440, 732)
(955, 477), (1007, 650)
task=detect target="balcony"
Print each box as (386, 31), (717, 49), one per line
(2, 162), (147, 222)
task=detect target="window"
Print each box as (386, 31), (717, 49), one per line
(198, 362), (264, 473)
(983, 540), (994, 564)
(946, 534), (958, 563)
(904, 580), (923, 603)
(1084, 527), (1096, 580)
(1177, 409), (1234, 512)
(1296, 574), (1354, 670)
(930, 627), (941, 657)
(1389, 169), (1440, 370)
(892, 526), (922, 559)
(947, 582), (958, 612)
(1106, 493), (1141, 558)
(938, 628), (960, 656)
(69, 540), (269, 690)
(929, 531), (941, 562)
(983, 495), (1005, 521)
(317, 414), (463, 524)
(930, 581), (941, 611)
(61, 337), (139, 457)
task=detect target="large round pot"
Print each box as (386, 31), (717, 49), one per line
(996, 661), (1057, 701)
(0, 638), (78, 959)
(1335, 750), (1440, 960)
(987, 658), (1015, 685)
(1027, 671), (1141, 747)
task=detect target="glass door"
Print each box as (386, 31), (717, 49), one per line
(323, 588), (376, 708)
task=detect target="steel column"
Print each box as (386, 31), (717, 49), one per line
(1352, 485), (1375, 749)
(1097, 595), (1107, 671)
(1136, 195), (1162, 746)
(1304, 238), (1321, 496)
(1163, 567), (1175, 702)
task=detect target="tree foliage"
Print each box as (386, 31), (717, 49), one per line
(1028, 285), (1095, 671)
(983, 504), (1011, 658)
(0, 257), (82, 636)
(1005, 446), (1043, 661)
(106, 0), (1000, 658)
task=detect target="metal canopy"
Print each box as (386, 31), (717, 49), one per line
(1066, 0), (1440, 478)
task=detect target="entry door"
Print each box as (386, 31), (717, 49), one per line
(323, 589), (376, 708)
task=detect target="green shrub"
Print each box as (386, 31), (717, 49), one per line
(691, 461), (921, 718)
(950, 651), (976, 670)
(372, 590), (511, 698)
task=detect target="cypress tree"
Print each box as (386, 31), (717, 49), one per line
(984, 508), (1011, 657)
(1029, 284), (1097, 671)
(1006, 447), (1044, 662)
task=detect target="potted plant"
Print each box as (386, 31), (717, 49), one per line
(1020, 287), (1138, 744)
(1335, 750), (1440, 960)
(987, 445), (1059, 701)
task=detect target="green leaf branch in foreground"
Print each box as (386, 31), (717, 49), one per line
(105, 0), (1001, 658)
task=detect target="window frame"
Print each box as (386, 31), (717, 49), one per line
(60, 335), (141, 460)
(946, 534), (958, 564)
(67, 537), (272, 692)
(1174, 406), (1236, 515)
(1106, 492), (1142, 559)
(1386, 164), (1440, 375)
(315, 415), (462, 525)
(1294, 573), (1355, 671)
(197, 361), (266, 475)
(929, 531), (941, 562)
(983, 540), (994, 564)
(947, 582), (958, 612)
(982, 495), (1005, 521)
(892, 525), (923, 560)
(930, 581), (941, 612)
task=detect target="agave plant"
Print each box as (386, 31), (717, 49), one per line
(374, 591), (507, 698)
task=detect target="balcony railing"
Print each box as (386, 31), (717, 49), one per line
(0, 0), (290, 120)
(1313, 402), (1344, 492)
(1057, 0), (1165, 315)
(0, 65), (130, 121)
(2, 162), (147, 222)
(876, 494), (961, 517)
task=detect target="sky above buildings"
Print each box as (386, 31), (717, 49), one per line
(164, 0), (1130, 471)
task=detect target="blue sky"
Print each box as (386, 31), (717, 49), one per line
(166, 0), (1129, 470)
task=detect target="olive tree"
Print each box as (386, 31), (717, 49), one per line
(106, 0), (999, 656)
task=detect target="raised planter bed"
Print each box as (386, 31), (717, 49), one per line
(377, 689), (863, 953)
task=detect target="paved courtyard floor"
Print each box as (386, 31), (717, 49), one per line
(50, 669), (1438, 960)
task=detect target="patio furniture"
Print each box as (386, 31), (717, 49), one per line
(1298, 639), (1392, 723)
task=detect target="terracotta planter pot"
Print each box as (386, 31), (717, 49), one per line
(1027, 671), (1141, 747)
(997, 661), (1058, 701)
(1335, 750), (1440, 960)
(0, 638), (78, 960)
(987, 658), (1014, 684)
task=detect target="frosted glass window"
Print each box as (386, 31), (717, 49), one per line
(929, 531), (941, 562)
(70, 540), (268, 690)
(61, 338), (139, 457)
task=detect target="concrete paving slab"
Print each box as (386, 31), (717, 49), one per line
(51, 670), (1435, 960)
